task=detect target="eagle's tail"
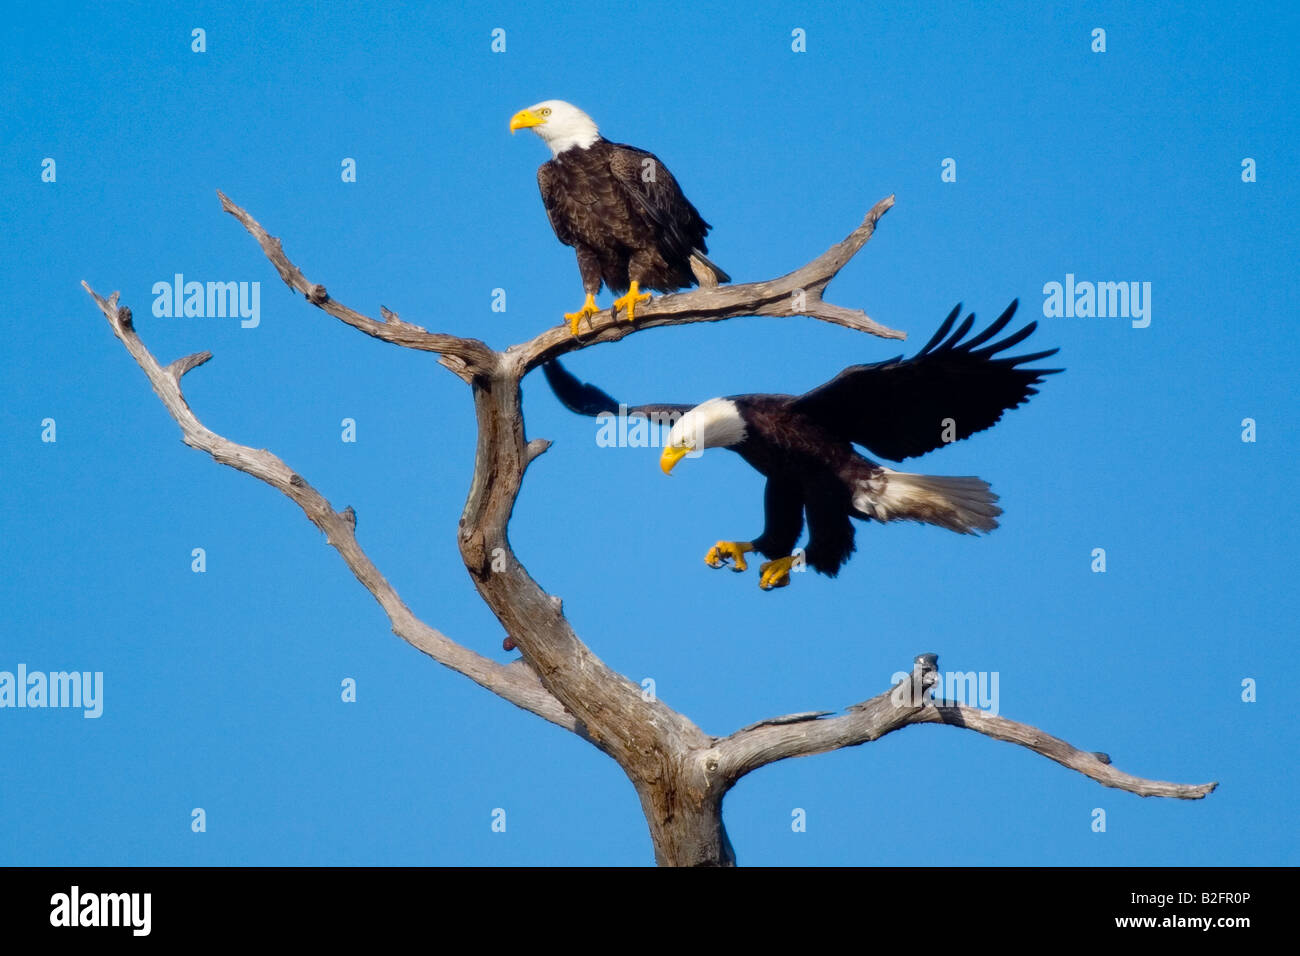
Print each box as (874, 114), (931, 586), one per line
(854, 470), (1002, 535)
(689, 249), (730, 287)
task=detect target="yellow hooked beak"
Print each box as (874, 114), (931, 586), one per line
(660, 445), (690, 475)
(509, 109), (545, 134)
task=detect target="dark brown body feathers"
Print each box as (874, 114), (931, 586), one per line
(538, 139), (724, 295)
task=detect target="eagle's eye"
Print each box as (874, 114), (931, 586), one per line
(540, 107), (552, 117)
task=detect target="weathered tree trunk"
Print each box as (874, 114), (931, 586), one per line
(82, 192), (1217, 868)
(457, 366), (732, 865)
(633, 767), (735, 867)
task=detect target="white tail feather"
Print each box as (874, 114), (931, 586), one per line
(853, 469), (1001, 534)
(689, 251), (730, 288)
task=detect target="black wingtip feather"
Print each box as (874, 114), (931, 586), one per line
(1011, 347), (1062, 366)
(920, 304), (962, 355)
(945, 313), (977, 350)
(962, 299), (1019, 349)
(975, 318), (1039, 356)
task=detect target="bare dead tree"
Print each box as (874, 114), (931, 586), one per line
(82, 192), (1216, 866)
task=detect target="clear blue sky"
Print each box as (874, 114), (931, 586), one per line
(1, 1), (1296, 865)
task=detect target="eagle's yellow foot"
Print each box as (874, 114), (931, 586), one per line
(759, 556), (796, 590)
(564, 294), (600, 335)
(612, 281), (651, 322)
(705, 540), (754, 572)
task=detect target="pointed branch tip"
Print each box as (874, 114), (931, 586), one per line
(167, 350), (214, 380)
(525, 438), (553, 464)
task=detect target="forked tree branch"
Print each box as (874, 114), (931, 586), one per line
(80, 281), (578, 735)
(711, 655), (1217, 800)
(217, 191), (903, 382)
(216, 191), (495, 381)
(82, 193), (1216, 865)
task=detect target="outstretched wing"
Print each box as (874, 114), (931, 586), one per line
(542, 359), (696, 421)
(789, 300), (1062, 461)
(606, 143), (711, 261)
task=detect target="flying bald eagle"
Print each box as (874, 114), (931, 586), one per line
(510, 100), (729, 336)
(543, 301), (1061, 590)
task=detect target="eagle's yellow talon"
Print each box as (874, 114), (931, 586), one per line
(759, 556), (796, 590)
(564, 294), (600, 335)
(612, 281), (651, 322)
(705, 540), (753, 572)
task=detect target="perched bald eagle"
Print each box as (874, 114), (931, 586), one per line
(543, 301), (1061, 589)
(510, 100), (729, 336)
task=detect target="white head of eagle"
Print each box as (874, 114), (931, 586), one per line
(542, 301), (1063, 590)
(662, 399), (748, 473)
(510, 98), (731, 336)
(509, 100), (601, 156)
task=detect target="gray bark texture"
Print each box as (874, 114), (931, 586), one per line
(81, 193), (1215, 866)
